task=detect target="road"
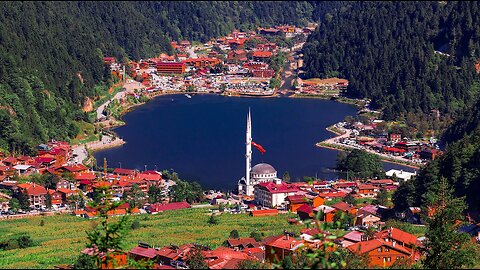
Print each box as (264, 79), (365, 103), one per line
(319, 126), (422, 169)
(96, 89), (126, 120)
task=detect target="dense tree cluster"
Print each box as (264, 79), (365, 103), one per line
(336, 149), (384, 179)
(394, 127), (480, 216)
(303, 1), (480, 121)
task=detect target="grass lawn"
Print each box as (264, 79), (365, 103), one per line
(71, 120), (98, 145)
(0, 208), (302, 269)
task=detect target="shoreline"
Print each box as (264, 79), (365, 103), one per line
(316, 127), (422, 170)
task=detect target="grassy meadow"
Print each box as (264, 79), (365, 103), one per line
(0, 208), (303, 269)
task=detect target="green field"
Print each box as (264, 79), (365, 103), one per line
(0, 208), (302, 269)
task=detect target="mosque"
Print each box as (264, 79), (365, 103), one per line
(238, 109), (282, 196)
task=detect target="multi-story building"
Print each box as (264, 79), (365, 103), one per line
(254, 181), (300, 208)
(156, 62), (185, 74)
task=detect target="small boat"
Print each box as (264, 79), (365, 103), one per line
(185, 94), (192, 99)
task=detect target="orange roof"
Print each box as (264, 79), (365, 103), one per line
(375, 227), (423, 247)
(347, 239), (411, 255)
(74, 171), (96, 180)
(18, 182), (47, 196)
(57, 188), (76, 195)
(250, 209), (278, 216)
(358, 184), (376, 190)
(264, 235), (304, 250)
(252, 51), (273, 58)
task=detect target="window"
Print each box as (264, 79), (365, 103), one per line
(385, 247), (389, 252)
(386, 257), (391, 262)
(378, 247), (382, 252)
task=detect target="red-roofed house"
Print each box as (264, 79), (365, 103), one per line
(17, 182), (48, 208)
(113, 168), (137, 176)
(226, 238), (259, 251)
(252, 51), (273, 61)
(227, 50), (248, 64)
(264, 235), (304, 263)
(57, 188), (77, 203)
(355, 184), (378, 197)
(297, 204), (314, 220)
(47, 189), (63, 206)
(60, 164), (89, 174)
(285, 195), (308, 212)
(129, 245), (158, 262)
(331, 201), (357, 215)
(375, 227), (423, 252)
(254, 182), (300, 208)
(347, 239), (416, 268)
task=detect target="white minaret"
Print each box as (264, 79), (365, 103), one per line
(246, 108), (252, 189)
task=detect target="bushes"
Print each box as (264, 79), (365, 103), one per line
(0, 234), (35, 251)
(131, 220), (141, 230)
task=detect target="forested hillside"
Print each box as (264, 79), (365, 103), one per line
(303, 1), (480, 120)
(0, 1), (336, 154)
(393, 126), (480, 218)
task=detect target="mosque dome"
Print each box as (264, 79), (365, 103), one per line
(251, 163), (276, 175)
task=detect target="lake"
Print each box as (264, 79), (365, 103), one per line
(94, 94), (413, 190)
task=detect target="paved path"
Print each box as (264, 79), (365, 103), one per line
(187, 46), (198, 58)
(72, 144), (88, 164)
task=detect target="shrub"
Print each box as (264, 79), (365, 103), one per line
(208, 214), (219, 225)
(131, 220), (141, 230)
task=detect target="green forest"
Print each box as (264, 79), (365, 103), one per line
(0, 1), (338, 154)
(303, 1), (480, 121)
(301, 1), (480, 218)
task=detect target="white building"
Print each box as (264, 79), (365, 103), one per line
(385, 169), (417, 182)
(254, 181), (300, 208)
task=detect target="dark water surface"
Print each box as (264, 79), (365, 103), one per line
(94, 94), (413, 190)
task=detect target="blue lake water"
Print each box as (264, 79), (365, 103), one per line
(94, 94), (413, 190)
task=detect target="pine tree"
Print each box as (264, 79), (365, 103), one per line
(423, 177), (479, 269)
(17, 190), (30, 211)
(45, 192), (52, 209)
(229, 229), (239, 239)
(83, 186), (129, 268)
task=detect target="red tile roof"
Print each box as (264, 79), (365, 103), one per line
(226, 238), (258, 248)
(74, 171), (97, 180)
(252, 51), (273, 58)
(264, 235), (304, 250)
(148, 202), (191, 213)
(18, 182), (47, 196)
(296, 204), (313, 215)
(357, 184), (376, 190)
(113, 168), (137, 175)
(57, 188), (76, 195)
(250, 209), (278, 216)
(256, 182), (299, 194)
(286, 195), (308, 204)
(375, 227), (423, 247)
(342, 231), (365, 242)
(129, 246), (158, 259)
(347, 239), (411, 255)
(331, 201), (354, 212)
(62, 164), (88, 172)
(318, 191), (347, 198)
